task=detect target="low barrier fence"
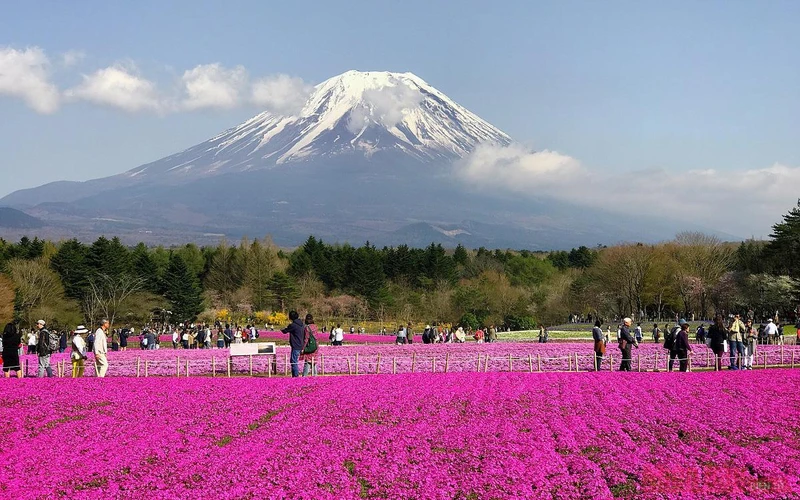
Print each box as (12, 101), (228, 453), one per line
(15, 345), (800, 378)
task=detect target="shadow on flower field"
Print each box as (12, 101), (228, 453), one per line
(1, 371), (799, 499)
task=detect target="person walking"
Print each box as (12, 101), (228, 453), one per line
(71, 326), (89, 378)
(94, 319), (110, 378)
(763, 318), (778, 345)
(618, 318), (636, 371)
(707, 316), (727, 371)
(592, 320), (605, 371)
(674, 322), (692, 372)
(652, 324), (661, 344)
(58, 330), (67, 353)
(634, 323), (643, 344)
(36, 320), (58, 378)
(282, 311), (305, 378)
(405, 323), (413, 345)
(119, 328), (129, 351)
(2, 322), (22, 378)
(728, 314), (746, 370)
(300, 314), (319, 377)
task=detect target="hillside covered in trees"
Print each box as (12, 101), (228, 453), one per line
(2, 202), (800, 330)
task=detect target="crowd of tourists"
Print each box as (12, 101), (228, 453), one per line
(0, 319), (110, 379)
(591, 314), (800, 373)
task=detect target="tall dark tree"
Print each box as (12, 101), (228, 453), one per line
(453, 244), (470, 267)
(766, 200), (800, 276)
(88, 236), (131, 281)
(50, 239), (91, 300)
(131, 243), (160, 293)
(162, 253), (203, 322)
(269, 272), (298, 312)
(349, 246), (388, 306)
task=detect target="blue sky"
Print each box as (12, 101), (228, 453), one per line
(1, 0), (799, 229)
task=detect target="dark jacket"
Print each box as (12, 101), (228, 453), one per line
(675, 329), (692, 351)
(282, 319), (305, 351)
(591, 326), (604, 342)
(707, 324), (727, 352)
(619, 325), (635, 345)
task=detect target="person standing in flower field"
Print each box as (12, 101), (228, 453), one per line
(300, 314), (319, 377)
(663, 321), (684, 372)
(652, 324), (661, 344)
(36, 320), (59, 378)
(634, 323), (643, 344)
(281, 311), (305, 378)
(396, 325), (406, 345)
(707, 315), (727, 371)
(71, 326), (89, 378)
(94, 319), (110, 378)
(674, 322), (692, 372)
(27, 328), (37, 355)
(405, 323), (413, 345)
(728, 314), (746, 370)
(332, 324), (344, 346)
(2, 322), (22, 378)
(591, 320), (605, 371)
(618, 317), (636, 371)
(743, 319), (758, 370)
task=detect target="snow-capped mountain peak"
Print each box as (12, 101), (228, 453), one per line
(126, 70), (512, 178)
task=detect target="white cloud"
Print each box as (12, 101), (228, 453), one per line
(65, 64), (163, 112)
(455, 144), (800, 237)
(61, 50), (86, 67)
(180, 63), (248, 110)
(346, 81), (423, 133)
(0, 46), (60, 113)
(251, 74), (312, 115)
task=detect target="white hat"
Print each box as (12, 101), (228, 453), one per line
(74, 326), (89, 334)
(37, 320), (46, 326)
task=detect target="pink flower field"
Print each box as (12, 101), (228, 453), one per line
(2, 370), (800, 499)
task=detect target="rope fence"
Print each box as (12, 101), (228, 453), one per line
(15, 345), (800, 378)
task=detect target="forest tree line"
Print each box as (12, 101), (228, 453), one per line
(1, 202), (800, 330)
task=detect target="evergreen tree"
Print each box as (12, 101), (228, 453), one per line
(269, 272), (298, 312)
(131, 243), (160, 293)
(766, 200), (800, 276)
(88, 236), (131, 281)
(453, 244), (470, 267)
(163, 253), (203, 322)
(350, 246), (388, 306)
(50, 239), (90, 300)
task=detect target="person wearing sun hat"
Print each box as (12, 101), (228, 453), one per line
(71, 326), (89, 378)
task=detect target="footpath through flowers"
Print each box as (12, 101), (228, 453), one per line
(2, 370), (800, 499)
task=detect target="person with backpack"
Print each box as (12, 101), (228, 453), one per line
(36, 320), (59, 378)
(663, 320), (684, 372)
(396, 325), (406, 345)
(674, 322), (692, 372)
(707, 315), (727, 371)
(300, 314), (319, 377)
(695, 324), (706, 344)
(592, 320), (605, 371)
(281, 311), (305, 378)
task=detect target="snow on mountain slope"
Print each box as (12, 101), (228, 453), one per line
(125, 70), (512, 179)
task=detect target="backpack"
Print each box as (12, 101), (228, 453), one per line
(303, 326), (318, 355)
(663, 327), (678, 350)
(37, 329), (51, 355)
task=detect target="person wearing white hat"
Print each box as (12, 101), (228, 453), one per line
(71, 326), (89, 378)
(36, 320), (58, 378)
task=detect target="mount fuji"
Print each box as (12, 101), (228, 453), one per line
(0, 70), (674, 248)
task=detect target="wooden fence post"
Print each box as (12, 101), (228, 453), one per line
(175, 357), (179, 377)
(568, 355), (572, 372)
(249, 355), (253, 377)
(355, 353), (359, 375)
(476, 355), (481, 372)
(145, 360), (149, 377)
(609, 354), (613, 372)
(792, 350), (795, 369)
(377, 354), (382, 374)
(212, 356), (216, 377)
(445, 353), (450, 373)
(411, 352), (416, 373)
(528, 354), (533, 373)
(508, 353), (513, 372)
(781, 346), (785, 366)
(537, 354), (542, 372)
(347, 357), (352, 375)
(637, 354), (641, 372)
(227, 357), (231, 377)
(764, 351), (768, 370)
(321, 354), (325, 376)
(575, 353), (580, 373)
(432, 357), (436, 373)
(186, 359), (189, 377)
(137, 357), (141, 378)
(392, 357), (397, 374)
(284, 353), (289, 376)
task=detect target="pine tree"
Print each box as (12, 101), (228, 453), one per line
(163, 253), (203, 323)
(350, 246), (388, 306)
(50, 239), (90, 300)
(131, 243), (160, 293)
(88, 236), (131, 281)
(269, 272), (297, 312)
(766, 200), (800, 276)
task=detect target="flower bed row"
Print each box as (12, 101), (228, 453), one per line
(1, 371), (799, 498)
(13, 342), (800, 377)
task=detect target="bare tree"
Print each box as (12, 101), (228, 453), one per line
(8, 258), (64, 327)
(87, 273), (146, 327)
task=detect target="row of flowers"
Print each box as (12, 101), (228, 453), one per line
(1, 371), (798, 498)
(12, 342), (800, 377)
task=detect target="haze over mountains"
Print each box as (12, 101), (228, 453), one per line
(1, 70), (695, 249)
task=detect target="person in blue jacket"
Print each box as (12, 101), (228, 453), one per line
(281, 311), (305, 378)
